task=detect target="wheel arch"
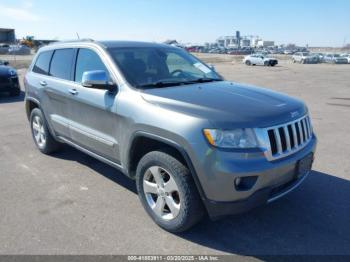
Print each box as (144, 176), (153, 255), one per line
(25, 97), (41, 121)
(127, 131), (208, 202)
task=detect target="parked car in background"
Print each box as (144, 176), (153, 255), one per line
(292, 52), (319, 64)
(323, 54), (348, 64)
(0, 60), (20, 96)
(311, 53), (324, 63)
(243, 54), (278, 66)
(0, 44), (10, 54)
(340, 54), (350, 64)
(284, 50), (295, 55)
(0, 59), (9, 66)
(8, 45), (31, 55)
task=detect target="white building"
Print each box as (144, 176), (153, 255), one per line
(257, 40), (275, 48)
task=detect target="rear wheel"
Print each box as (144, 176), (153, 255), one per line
(30, 108), (61, 154)
(264, 61), (269, 66)
(136, 151), (204, 233)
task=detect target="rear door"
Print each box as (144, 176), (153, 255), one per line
(42, 48), (76, 138)
(67, 48), (120, 163)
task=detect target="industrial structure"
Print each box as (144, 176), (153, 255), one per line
(0, 28), (16, 43)
(216, 30), (275, 48)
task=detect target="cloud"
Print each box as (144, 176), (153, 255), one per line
(0, 2), (41, 22)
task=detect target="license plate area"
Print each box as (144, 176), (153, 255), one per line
(296, 153), (313, 178)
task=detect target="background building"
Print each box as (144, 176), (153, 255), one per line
(0, 28), (16, 43)
(257, 40), (275, 48)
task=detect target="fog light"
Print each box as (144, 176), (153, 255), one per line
(234, 177), (242, 187)
(234, 176), (258, 191)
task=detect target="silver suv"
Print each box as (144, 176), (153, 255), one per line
(24, 40), (317, 232)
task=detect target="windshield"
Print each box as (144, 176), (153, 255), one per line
(333, 54), (340, 57)
(108, 47), (222, 88)
(302, 52), (309, 56)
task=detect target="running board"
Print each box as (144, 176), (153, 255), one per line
(57, 136), (125, 174)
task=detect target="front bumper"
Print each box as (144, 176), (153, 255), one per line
(190, 135), (317, 218)
(205, 170), (310, 219)
(0, 77), (19, 92)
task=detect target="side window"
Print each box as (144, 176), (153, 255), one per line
(75, 48), (108, 83)
(32, 51), (53, 75)
(49, 49), (75, 80)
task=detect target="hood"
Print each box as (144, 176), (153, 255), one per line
(141, 81), (307, 128)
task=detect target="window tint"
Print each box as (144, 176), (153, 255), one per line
(49, 49), (75, 80)
(33, 51), (53, 75)
(75, 48), (108, 83)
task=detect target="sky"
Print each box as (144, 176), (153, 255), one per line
(0, 0), (349, 47)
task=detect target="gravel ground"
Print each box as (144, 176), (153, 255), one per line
(0, 55), (349, 257)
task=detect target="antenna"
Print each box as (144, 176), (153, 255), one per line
(76, 32), (80, 40)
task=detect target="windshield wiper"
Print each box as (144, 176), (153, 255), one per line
(136, 78), (222, 89)
(136, 80), (187, 88)
(188, 78), (222, 83)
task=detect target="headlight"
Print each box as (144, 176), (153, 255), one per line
(9, 69), (17, 76)
(203, 128), (258, 149)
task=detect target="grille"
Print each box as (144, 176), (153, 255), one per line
(257, 115), (313, 161)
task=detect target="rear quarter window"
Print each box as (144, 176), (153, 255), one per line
(49, 49), (75, 81)
(32, 51), (53, 75)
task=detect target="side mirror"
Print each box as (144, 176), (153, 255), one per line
(4, 61), (9, 66)
(82, 70), (116, 91)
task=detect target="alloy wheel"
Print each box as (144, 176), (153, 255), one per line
(32, 115), (46, 148)
(143, 166), (181, 220)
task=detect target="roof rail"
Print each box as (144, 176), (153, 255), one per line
(49, 38), (95, 45)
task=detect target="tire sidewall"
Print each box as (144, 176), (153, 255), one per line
(30, 108), (49, 153)
(136, 153), (191, 232)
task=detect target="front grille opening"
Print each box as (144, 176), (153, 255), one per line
(268, 129), (277, 155)
(287, 124), (295, 148)
(295, 123), (301, 145)
(278, 127), (287, 152)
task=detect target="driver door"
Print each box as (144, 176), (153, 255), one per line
(67, 48), (120, 163)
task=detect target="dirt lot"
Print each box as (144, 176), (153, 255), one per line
(0, 54), (350, 256)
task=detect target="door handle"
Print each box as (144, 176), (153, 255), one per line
(39, 80), (47, 86)
(68, 89), (78, 95)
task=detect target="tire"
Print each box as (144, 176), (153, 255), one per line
(10, 87), (20, 96)
(245, 60), (251, 66)
(264, 61), (269, 66)
(136, 151), (204, 233)
(30, 108), (61, 154)
(292, 59), (296, 63)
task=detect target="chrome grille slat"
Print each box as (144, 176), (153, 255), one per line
(291, 124), (298, 149)
(298, 121), (304, 144)
(305, 117), (311, 139)
(283, 126), (291, 151)
(273, 129), (283, 154)
(256, 114), (313, 161)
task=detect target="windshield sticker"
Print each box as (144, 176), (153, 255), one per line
(194, 62), (211, 74)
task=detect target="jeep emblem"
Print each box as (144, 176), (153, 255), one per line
(290, 111), (299, 118)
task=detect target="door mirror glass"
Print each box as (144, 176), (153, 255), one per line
(4, 61), (9, 66)
(82, 70), (115, 91)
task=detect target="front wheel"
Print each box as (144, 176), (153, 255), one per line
(136, 151), (204, 233)
(245, 60), (251, 66)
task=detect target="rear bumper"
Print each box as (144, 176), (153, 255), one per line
(205, 170), (310, 219)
